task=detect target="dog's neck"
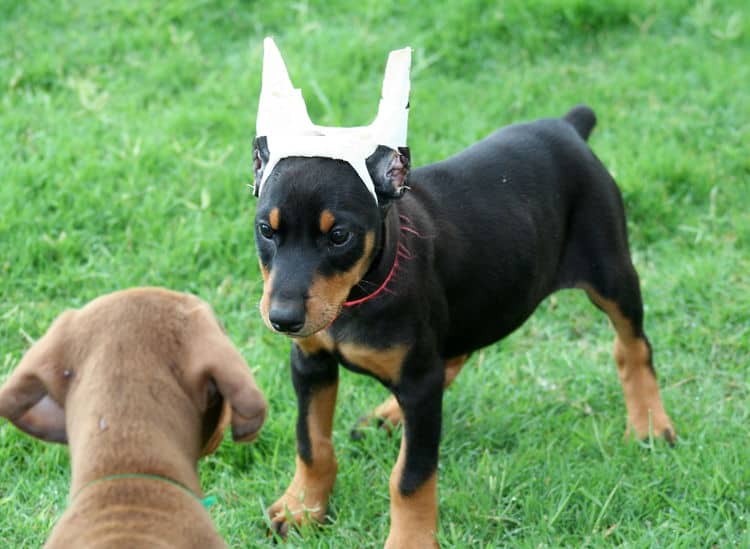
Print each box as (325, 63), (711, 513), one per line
(67, 415), (203, 499)
(345, 205), (401, 304)
(65, 363), (204, 497)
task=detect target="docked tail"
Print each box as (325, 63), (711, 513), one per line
(564, 104), (597, 141)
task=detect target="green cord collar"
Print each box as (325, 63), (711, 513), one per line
(71, 473), (217, 509)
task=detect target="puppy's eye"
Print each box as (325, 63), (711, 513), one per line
(258, 222), (274, 239)
(329, 227), (351, 246)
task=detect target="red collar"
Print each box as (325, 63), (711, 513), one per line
(342, 247), (400, 307)
(340, 214), (419, 309)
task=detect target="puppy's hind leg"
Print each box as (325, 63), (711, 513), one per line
(580, 269), (676, 443)
(556, 158), (675, 443)
(351, 355), (469, 439)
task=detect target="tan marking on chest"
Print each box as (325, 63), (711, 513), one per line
(337, 342), (409, 383)
(296, 332), (336, 356)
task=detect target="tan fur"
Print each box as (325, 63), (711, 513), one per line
(385, 436), (439, 549)
(0, 288), (267, 548)
(338, 343), (410, 384)
(269, 207), (281, 231)
(443, 354), (469, 386)
(269, 382), (338, 531)
(614, 336), (674, 440)
(583, 287), (675, 441)
(301, 231), (375, 335)
(259, 232), (376, 337)
(319, 209), (335, 233)
(258, 262), (275, 332)
(296, 331), (336, 356)
(365, 354), (469, 433)
(372, 395), (403, 430)
(297, 334), (409, 385)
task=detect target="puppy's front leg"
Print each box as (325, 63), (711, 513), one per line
(269, 343), (338, 536)
(385, 362), (444, 549)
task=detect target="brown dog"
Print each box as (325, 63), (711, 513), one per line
(0, 288), (267, 548)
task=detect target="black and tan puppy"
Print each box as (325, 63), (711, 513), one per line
(0, 288), (267, 548)
(253, 105), (675, 548)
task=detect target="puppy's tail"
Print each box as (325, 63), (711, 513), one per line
(564, 104), (597, 141)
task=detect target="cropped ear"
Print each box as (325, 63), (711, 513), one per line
(366, 145), (411, 204)
(0, 311), (75, 443)
(252, 136), (270, 197)
(187, 307), (267, 444)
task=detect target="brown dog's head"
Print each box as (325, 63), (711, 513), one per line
(0, 288), (267, 456)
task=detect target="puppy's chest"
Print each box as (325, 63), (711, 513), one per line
(296, 331), (409, 384)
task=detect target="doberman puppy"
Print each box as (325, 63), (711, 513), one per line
(0, 288), (267, 548)
(253, 105), (675, 547)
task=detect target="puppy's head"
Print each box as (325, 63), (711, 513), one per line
(0, 288), (267, 455)
(253, 142), (410, 337)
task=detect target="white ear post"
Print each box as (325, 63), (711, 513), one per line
(254, 37), (412, 203)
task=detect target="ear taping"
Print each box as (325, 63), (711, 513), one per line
(252, 136), (270, 197)
(253, 37), (412, 203)
(365, 145), (411, 201)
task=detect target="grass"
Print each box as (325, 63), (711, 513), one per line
(1, 0), (748, 546)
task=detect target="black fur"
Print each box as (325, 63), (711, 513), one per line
(290, 345), (338, 465)
(254, 105), (654, 502)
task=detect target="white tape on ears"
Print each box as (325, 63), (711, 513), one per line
(254, 37), (411, 203)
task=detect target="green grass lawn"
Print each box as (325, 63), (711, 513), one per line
(1, 0), (748, 546)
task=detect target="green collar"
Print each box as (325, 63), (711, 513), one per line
(72, 473), (217, 509)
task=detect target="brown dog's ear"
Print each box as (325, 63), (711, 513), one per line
(0, 311), (75, 443)
(187, 306), (267, 445)
(199, 386), (231, 457)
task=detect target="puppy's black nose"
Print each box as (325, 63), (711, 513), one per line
(269, 303), (305, 334)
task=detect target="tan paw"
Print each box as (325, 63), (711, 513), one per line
(614, 337), (676, 445)
(385, 530), (439, 549)
(267, 492), (327, 538)
(351, 395), (403, 439)
(626, 411), (677, 445)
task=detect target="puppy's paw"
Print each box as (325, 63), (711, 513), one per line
(625, 413), (677, 446)
(385, 530), (440, 549)
(350, 395), (403, 440)
(267, 493), (327, 538)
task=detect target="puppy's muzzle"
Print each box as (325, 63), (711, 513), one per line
(268, 299), (305, 334)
